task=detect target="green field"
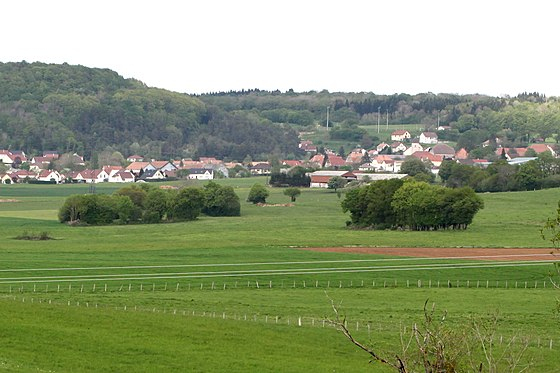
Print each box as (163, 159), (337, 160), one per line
(0, 181), (559, 372)
(299, 124), (426, 151)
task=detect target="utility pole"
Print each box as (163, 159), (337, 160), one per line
(377, 106), (380, 133)
(386, 108), (389, 129)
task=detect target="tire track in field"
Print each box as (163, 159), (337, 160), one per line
(0, 257), (556, 284)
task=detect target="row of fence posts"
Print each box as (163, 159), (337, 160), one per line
(6, 279), (553, 294)
(10, 295), (555, 351)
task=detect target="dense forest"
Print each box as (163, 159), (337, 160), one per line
(0, 62), (558, 163)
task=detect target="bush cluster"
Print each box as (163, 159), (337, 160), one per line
(58, 182), (240, 225)
(342, 179), (484, 231)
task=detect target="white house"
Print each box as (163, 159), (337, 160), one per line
(403, 142), (424, 156)
(187, 168), (214, 180)
(111, 170), (135, 183)
(419, 132), (438, 144)
(390, 142), (407, 153)
(391, 130), (411, 141)
(36, 170), (63, 184)
(150, 161), (178, 173)
(80, 169), (110, 183)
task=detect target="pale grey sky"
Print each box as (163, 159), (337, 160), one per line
(2, 0), (559, 96)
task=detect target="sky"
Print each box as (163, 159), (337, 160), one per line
(2, 0), (559, 96)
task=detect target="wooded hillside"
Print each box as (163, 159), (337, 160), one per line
(0, 62), (299, 161)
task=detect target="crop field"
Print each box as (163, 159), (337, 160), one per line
(0, 181), (559, 372)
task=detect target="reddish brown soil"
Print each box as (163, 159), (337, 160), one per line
(300, 247), (559, 261)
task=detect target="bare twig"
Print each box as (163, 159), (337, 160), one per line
(326, 293), (408, 372)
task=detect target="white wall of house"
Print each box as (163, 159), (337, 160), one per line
(188, 170), (214, 180)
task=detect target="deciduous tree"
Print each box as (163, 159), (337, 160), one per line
(247, 183), (269, 204)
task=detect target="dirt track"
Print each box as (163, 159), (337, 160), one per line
(300, 247), (559, 261)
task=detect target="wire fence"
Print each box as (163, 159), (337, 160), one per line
(4, 294), (556, 351)
(2, 278), (557, 295)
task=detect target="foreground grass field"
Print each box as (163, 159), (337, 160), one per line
(0, 181), (559, 372)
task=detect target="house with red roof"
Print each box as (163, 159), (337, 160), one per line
(126, 162), (154, 176)
(430, 143), (455, 159)
(403, 142), (424, 156)
(308, 154), (325, 168)
(0, 150), (28, 166)
(325, 154), (347, 169)
(299, 140), (317, 153)
(455, 148), (469, 160)
(36, 170), (63, 184)
(345, 149), (366, 165)
(390, 142), (407, 153)
(126, 154), (144, 163)
(495, 147), (527, 160)
(9, 170), (37, 183)
(150, 161), (177, 172)
(528, 144), (557, 157)
(281, 160), (303, 168)
(111, 170), (135, 183)
(0, 173), (12, 184)
(309, 170), (356, 188)
(410, 151), (444, 167)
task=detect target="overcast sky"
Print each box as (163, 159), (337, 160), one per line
(2, 0), (559, 96)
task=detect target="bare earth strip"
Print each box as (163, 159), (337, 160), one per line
(300, 247), (559, 261)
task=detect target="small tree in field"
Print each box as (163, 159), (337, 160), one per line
(283, 187), (301, 202)
(247, 183), (269, 204)
(328, 176), (347, 192)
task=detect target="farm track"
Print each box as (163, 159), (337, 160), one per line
(0, 253), (557, 284)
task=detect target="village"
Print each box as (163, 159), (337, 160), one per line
(0, 128), (557, 187)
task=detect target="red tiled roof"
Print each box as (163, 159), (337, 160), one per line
(411, 151), (443, 162)
(327, 155), (346, 166)
(528, 144), (554, 154)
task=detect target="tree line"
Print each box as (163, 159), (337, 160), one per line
(438, 153), (560, 192)
(58, 182), (240, 225)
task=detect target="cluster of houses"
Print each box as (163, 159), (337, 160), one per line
(1, 128), (557, 187)
(0, 150), (297, 185)
(301, 129), (558, 188)
(0, 151), (226, 185)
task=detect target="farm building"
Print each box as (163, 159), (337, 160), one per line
(309, 170), (356, 188)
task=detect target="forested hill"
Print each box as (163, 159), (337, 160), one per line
(1, 62), (558, 163)
(199, 89), (559, 158)
(0, 62), (299, 161)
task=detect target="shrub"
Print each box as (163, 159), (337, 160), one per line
(247, 183), (269, 204)
(171, 187), (205, 221)
(203, 182), (241, 216)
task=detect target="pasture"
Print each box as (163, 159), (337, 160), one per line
(0, 181), (559, 372)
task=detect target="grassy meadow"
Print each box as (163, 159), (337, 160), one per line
(0, 180), (559, 372)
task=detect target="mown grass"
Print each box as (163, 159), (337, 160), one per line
(0, 182), (559, 371)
